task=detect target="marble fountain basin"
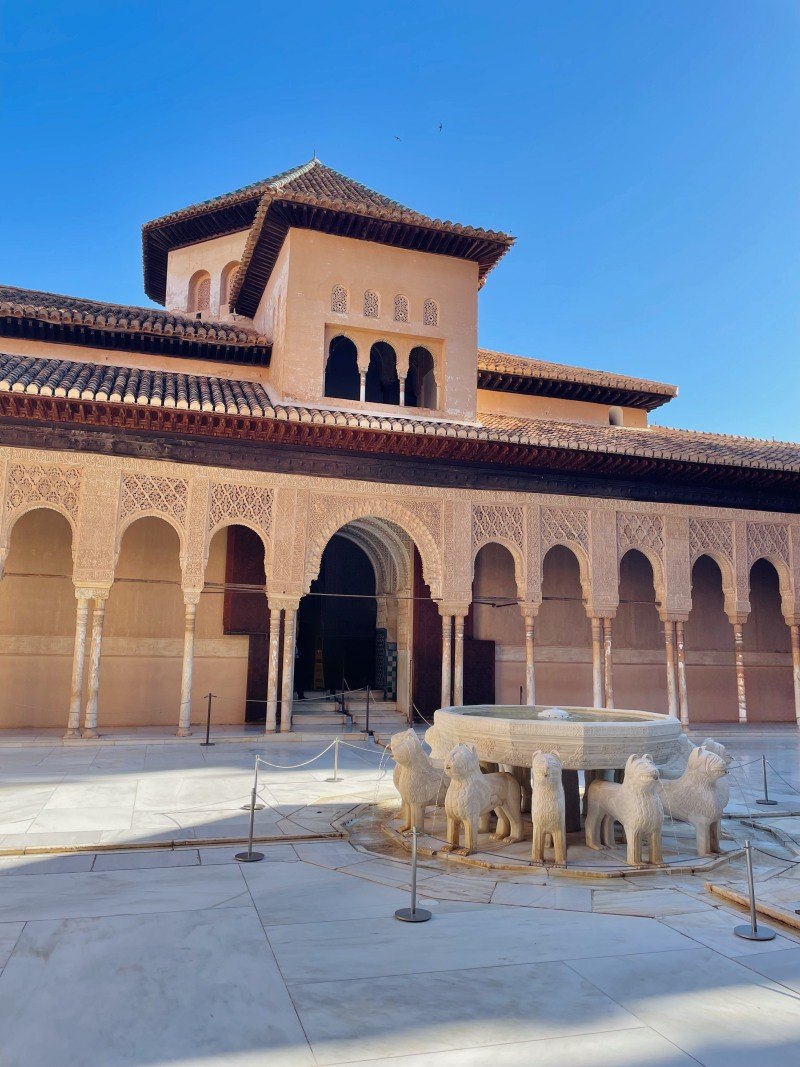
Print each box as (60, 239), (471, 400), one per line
(433, 705), (683, 772)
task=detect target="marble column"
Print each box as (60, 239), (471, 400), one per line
(398, 376), (406, 406)
(602, 617), (615, 709)
(265, 604), (282, 733)
(359, 372), (367, 403)
(441, 613), (453, 708)
(523, 613), (536, 705)
(664, 619), (678, 719)
(733, 621), (747, 724)
(676, 620), (689, 725)
(65, 589), (92, 738)
(453, 614), (465, 706)
(591, 617), (603, 709)
(177, 595), (199, 737)
(790, 623), (800, 726)
(83, 593), (108, 739)
(280, 606), (297, 732)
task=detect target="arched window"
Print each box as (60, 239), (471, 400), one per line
(188, 270), (211, 314)
(393, 295), (409, 323)
(324, 336), (360, 401)
(609, 406), (623, 426)
(331, 285), (348, 314)
(423, 299), (439, 327)
(365, 342), (400, 405)
(220, 262), (239, 308)
(363, 290), (379, 318)
(406, 346), (437, 409)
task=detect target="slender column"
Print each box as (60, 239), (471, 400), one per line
(453, 614), (465, 706)
(359, 372), (367, 403)
(398, 376), (406, 406)
(591, 617), (603, 709)
(82, 593), (108, 738)
(676, 620), (689, 725)
(602, 617), (615, 709)
(65, 590), (92, 738)
(265, 605), (282, 733)
(177, 596), (199, 736)
(733, 622), (747, 724)
(789, 623), (800, 726)
(523, 613), (536, 705)
(280, 606), (298, 732)
(664, 619), (678, 719)
(440, 613), (453, 708)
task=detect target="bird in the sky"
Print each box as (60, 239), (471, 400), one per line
(438, 123), (443, 132)
(394, 135), (402, 141)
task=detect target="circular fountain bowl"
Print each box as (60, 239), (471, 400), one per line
(433, 705), (683, 771)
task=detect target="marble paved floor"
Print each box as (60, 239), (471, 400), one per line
(1, 837), (800, 1066)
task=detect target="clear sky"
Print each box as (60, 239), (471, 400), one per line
(1, 1), (798, 439)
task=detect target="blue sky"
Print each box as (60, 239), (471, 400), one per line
(1, 1), (798, 438)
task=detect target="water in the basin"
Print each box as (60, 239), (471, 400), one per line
(460, 705), (645, 724)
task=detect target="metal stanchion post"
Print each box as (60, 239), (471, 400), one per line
(241, 751), (266, 810)
(326, 737), (343, 782)
(756, 754), (778, 806)
(734, 840), (775, 941)
(365, 685), (371, 737)
(200, 693), (216, 746)
(236, 757), (264, 863)
(395, 827), (431, 923)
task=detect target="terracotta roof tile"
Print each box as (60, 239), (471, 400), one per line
(0, 285), (268, 348)
(0, 352), (271, 417)
(477, 348), (677, 400)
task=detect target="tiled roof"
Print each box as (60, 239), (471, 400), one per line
(142, 159), (514, 307)
(1, 350), (798, 474)
(0, 285), (271, 365)
(0, 352), (271, 416)
(0, 285), (267, 346)
(477, 349), (677, 402)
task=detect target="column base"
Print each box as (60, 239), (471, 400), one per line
(63, 728), (82, 740)
(279, 724), (292, 733)
(81, 728), (99, 739)
(176, 727), (192, 738)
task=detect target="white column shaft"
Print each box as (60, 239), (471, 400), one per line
(524, 614), (536, 705)
(177, 601), (197, 736)
(83, 599), (106, 738)
(266, 606), (281, 733)
(602, 617), (614, 709)
(66, 595), (91, 738)
(664, 619), (678, 718)
(280, 608), (297, 732)
(591, 617), (603, 708)
(441, 614), (453, 709)
(734, 622), (747, 724)
(359, 372), (366, 403)
(453, 615), (465, 706)
(676, 620), (689, 725)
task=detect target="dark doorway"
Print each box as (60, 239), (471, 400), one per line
(296, 535), (377, 694)
(325, 336), (360, 400)
(365, 342), (400, 405)
(406, 346), (436, 409)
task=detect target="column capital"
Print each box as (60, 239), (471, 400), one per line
(658, 610), (689, 624)
(728, 614), (749, 627)
(269, 596), (300, 613)
(74, 585), (111, 602)
(437, 601), (469, 618)
(182, 587), (203, 607)
(586, 607), (616, 621)
(519, 600), (539, 620)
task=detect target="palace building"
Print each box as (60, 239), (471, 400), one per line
(0, 157), (799, 737)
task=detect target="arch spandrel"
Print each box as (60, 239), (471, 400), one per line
(302, 494), (443, 599)
(471, 503), (526, 602)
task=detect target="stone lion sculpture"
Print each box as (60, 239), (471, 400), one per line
(391, 729), (449, 833)
(442, 743), (523, 855)
(423, 724), (449, 762)
(660, 745), (728, 856)
(530, 750), (566, 866)
(657, 734), (732, 782)
(585, 753), (664, 867)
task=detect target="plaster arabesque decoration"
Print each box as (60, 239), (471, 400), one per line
(585, 753), (664, 866)
(530, 750), (567, 866)
(660, 745), (728, 856)
(442, 743), (523, 855)
(390, 729), (448, 833)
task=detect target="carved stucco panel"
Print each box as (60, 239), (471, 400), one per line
(72, 467), (121, 586)
(443, 499), (473, 602)
(118, 472), (189, 552)
(661, 515), (692, 618)
(524, 504), (542, 610)
(181, 478), (211, 593)
(588, 510), (618, 615)
(471, 503), (525, 600)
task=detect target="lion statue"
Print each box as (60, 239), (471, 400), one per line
(585, 753), (664, 867)
(391, 729), (449, 833)
(530, 750), (567, 867)
(442, 743), (523, 856)
(660, 745), (728, 856)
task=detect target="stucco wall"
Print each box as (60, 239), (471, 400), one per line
(477, 388), (649, 428)
(254, 229), (479, 419)
(166, 231), (249, 316)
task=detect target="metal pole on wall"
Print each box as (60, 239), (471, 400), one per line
(734, 840), (775, 941)
(236, 757), (264, 863)
(200, 693), (216, 747)
(395, 827), (431, 923)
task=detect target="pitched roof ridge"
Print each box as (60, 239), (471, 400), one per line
(266, 157), (320, 192)
(650, 421), (800, 449)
